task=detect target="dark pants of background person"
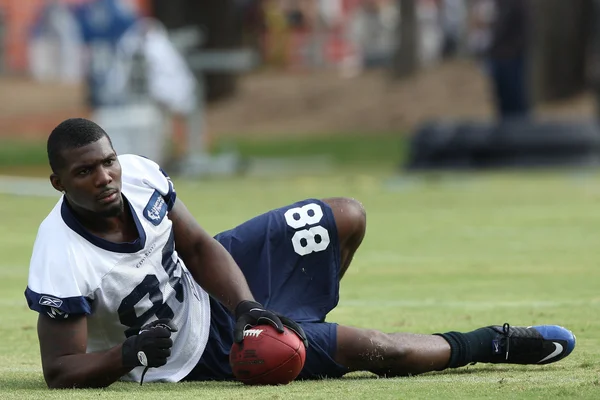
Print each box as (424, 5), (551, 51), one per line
(488, 56), (531, 118)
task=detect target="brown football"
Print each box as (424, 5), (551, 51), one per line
(229, 325), (306, 385)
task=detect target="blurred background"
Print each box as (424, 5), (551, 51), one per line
(1, 0), (600, 178)
(4, 4), (600, 396)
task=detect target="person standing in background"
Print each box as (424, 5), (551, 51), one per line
(588, 0), (600, 119)
(440, 0), (467, 59)
(486, 0), (533, 119)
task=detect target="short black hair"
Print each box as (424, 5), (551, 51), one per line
(47, 118), (113, 172)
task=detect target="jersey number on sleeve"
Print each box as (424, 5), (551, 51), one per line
(118, 232), (184, 337)
(284, 203), (331, 256)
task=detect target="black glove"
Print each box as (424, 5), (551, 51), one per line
(122, 318), (178, 368)
(234, 301), (309, 348)
(278, 314), (309, 349)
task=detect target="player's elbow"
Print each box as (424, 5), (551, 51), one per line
(43, 367), (76, 389)
(43, 365), (111, 389)
(45, 378), (75, 389)
(45, 375), (111, 390)
(44, 369), (74, 389)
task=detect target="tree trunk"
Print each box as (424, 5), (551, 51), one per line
(531, 0), (593, 102)
(151, 0), (241, 102)
(391, 0), (419, 79)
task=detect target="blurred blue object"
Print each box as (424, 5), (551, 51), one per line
(28, 2), (83, 84)
(405, 118), (600, 171)
(73, 0), (139, 107)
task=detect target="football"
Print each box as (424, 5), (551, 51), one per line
(229, 325), (306, 385)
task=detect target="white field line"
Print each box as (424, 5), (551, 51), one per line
(0, 176), (58, 198)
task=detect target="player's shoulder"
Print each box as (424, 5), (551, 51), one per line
(118, 154), (163, 176)
(118, 154), (172, 194)
(118, 154), (177, 212)
(35, 200), (70, 244)
(29, 201), (88, 286)
(28, 203), (95, 316)
(32, 205), (86, 276)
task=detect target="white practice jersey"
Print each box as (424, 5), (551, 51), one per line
(25, 154), (211, 383)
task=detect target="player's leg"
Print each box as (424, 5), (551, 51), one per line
(335, 326), (451, 376)
(294, 199), (451, 376)
(334, 323), (576, 377)
(320, 197), (366, 279)
(187, 198), (349, 381)
(214, 198), (345, 322)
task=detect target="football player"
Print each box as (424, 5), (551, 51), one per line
(25, 118), (576, 388)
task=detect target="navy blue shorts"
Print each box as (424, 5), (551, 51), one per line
(183, 199), (349, 381)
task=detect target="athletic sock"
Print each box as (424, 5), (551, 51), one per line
(435, 327), (497, 368)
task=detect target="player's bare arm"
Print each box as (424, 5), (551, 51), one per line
(38, 313), (176, 388)
(168, 198), (308, 345)
(168, 198), (255, 311)
(37, 314), (132, 388)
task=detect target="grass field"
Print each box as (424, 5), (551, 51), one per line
(0, 136), (599, 399)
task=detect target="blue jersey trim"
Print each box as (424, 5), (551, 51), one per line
(164, 179), (176, 211)
(136, 155), (177, 211)
(61, 195), (146, 253)
(25, 287), (92, 316)
(159, 168), (177, 211)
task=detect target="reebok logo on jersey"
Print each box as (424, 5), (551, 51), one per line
(39, 296), (63, 308)
(144, 191), (167, 225)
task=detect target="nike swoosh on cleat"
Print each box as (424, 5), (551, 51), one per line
(538, 342), (563, 363)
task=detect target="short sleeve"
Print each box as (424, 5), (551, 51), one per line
(25, 225), (93, 319)
(25, 288), (92, 319)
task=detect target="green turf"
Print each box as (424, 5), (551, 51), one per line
(0, 133), (407, 173)
(0, 165), (599, 399)
(217, 133), (407, 166)
(0, 141), (47, 167)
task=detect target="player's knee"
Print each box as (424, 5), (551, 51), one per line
(323, 197), (366, 245)
(337, 327), (410, 375)
(365, 331), (411, 376)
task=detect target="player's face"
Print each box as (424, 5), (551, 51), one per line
(55, 136), (123, 217)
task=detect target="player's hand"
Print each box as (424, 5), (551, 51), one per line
(277, 314), (309, 349)
(233, 301), (309, 348)
(234, 300), (285, 342)
(122, 318), (178, 368)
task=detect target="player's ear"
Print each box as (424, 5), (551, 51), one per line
(49, 173), (65, 193)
